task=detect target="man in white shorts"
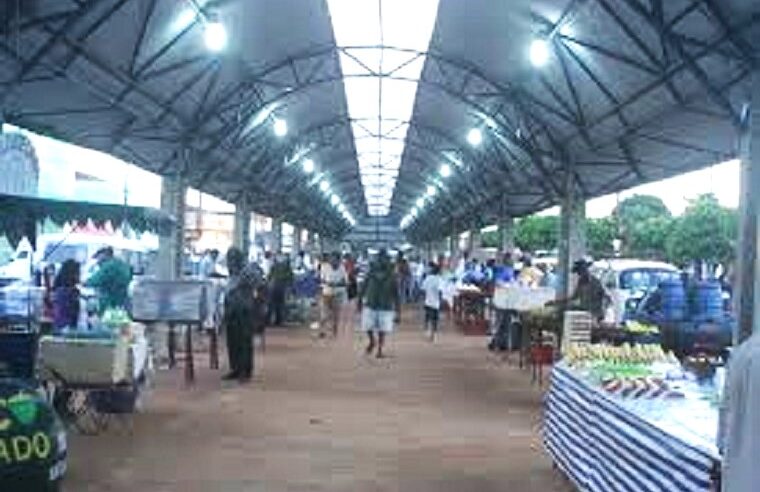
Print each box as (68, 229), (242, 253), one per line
(358, 249), (398, 358)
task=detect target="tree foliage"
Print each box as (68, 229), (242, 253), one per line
(515, 215), (559, 252)
(471, 193), (737, 265)
(586, 217), (617, 258)
(666, 194), (737, 266)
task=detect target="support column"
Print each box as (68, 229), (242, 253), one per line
(557, 171), (587, 300)
(271, 218), (283, 254)
(158, 174), (186, 280)
(233, 197), (251, 257)
(735, 69), (760, 342)
(293, 226), (303, 253)
(499, 216), (516, 253)
(469, 228), (481, 253)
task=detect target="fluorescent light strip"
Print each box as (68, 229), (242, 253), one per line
(328, 0), (440, 217)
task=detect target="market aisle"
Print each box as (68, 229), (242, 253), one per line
(64, 308), (572, 492)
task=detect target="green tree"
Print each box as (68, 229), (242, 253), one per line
(613, 194), (671, 256)
(515, 215), (559, 252)
(586, 217), (617, 258)
(628, 216), (673, 260)
(480, 229), (500, 248)
(666, 194), (737, 266)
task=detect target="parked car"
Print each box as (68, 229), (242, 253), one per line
(591, 259), (680, 324)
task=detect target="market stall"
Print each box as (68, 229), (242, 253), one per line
(544, 344), (721, 492)
(453, 285), (489, 335)
(38, 309), (150, 434)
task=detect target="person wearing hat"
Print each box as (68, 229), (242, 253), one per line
(548, 258), (608, 321)
(85, 246), (132, 314)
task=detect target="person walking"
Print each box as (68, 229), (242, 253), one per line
(320, 252), (348, 337)
(421, 262), (443, 341)
(358, 249), (398, 358)
(268, 254), (293, 326)
(222, 247), (264, 382)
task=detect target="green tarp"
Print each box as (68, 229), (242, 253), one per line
(0, 194), (173, 247)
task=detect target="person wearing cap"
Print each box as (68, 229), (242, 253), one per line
(547, 259), (608, 321)
(85, 246), (132, 313)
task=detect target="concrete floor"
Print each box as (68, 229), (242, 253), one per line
(64, 308), (573, 492)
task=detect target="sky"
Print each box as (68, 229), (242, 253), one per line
(540, 158), (741, 219)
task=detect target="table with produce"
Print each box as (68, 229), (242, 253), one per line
(544, 343), (721, 492)
(37, 308), (150, 434)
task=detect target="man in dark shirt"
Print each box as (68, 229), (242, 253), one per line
(549, 259), (609, 321)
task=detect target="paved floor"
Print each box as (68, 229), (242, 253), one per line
(64, 307), (573, 492)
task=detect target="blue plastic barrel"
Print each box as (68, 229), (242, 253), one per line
(660, 279), (686, 321)
(693, 280), (724, 321)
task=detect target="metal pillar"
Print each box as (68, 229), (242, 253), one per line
(557, 170), (587, 300)
(271, 218), (283, 254)
(293, 226), (303, 252)
(499, 216), (516, 253)
(158, 174), (186, 280)
(233, 197), (251, 257)
(469, 228), (481, 253)
(735, 69), (760, 342)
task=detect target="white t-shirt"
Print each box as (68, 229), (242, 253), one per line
(321, 263), (348, 296)
(422, 274), (443, 310)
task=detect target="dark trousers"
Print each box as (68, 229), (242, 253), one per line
(226, 322), (253, 377)
(268, 286), (287, 326)
(424, 306), (440, 332)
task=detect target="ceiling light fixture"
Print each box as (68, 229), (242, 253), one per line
(273, 118), (288, 137)
(204, 16), (228, 52)
(467, 128), (483, 147)
(319, 179), (330, 192)
(302, 158), (315, 174)
(330, 194), (340, 206)
(426, 185), (437, 197)
(439, 163), (452, 178)
(529, 38), (550, 67)
(416, 197), (425, 208)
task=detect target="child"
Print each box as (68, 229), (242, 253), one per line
(421, 262), (443, 341)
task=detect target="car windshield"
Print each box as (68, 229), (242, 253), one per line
(620, 268), (679, 291)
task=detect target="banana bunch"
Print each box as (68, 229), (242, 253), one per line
(564, 343), (676, 366)
(626, 321), (659, 334)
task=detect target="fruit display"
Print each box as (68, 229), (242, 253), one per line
(625, 320), (659, 334)
(564, 343), (678, 366)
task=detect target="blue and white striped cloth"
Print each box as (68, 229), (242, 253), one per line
(544, 364), (720, 492)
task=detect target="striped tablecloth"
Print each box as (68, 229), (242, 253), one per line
(544, 363), (720, 492)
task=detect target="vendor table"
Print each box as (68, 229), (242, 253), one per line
(544, 362), (720, 492)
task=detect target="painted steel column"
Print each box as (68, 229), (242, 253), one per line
(232, 197), (251, 257)
(293, 226), (303, 252)
(271, 218), (282, 254)
(499, 216), (516, 252)
(158, 174), (186, 280)
(469, 228), (481, 252)
(735, 69), (760, 341)
(557, 171), (587, 300)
